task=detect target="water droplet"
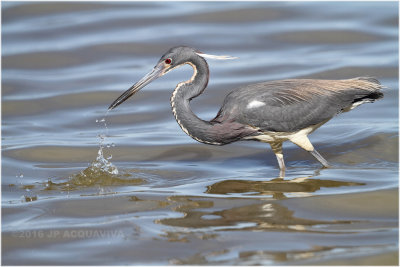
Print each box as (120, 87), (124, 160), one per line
(89, 113), (119, 176)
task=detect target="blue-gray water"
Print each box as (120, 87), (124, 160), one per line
(2, 1), (398, 265)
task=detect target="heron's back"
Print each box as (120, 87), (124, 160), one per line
(213, 77), (383, 133)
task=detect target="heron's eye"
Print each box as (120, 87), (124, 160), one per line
(164, 58), (172, 64)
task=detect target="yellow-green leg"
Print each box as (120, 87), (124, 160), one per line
(290, 134), (330, 168)
(270, 142), (285, 176)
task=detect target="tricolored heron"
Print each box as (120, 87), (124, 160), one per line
(109, 46), (383, 175)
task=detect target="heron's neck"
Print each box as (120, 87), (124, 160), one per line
(170, 56), (221, 145)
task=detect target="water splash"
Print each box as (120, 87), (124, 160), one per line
(43, 113), (143, 192)
(70, 115), (120, 184)
(92, 115), (119, 175)
(92, 132), (119, 175)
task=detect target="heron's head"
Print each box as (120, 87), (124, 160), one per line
(108, 46), (236, 110)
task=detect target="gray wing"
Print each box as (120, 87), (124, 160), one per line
(212, 78), (383, 132)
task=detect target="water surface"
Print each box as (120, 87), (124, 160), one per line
(2, 1), (398, 265)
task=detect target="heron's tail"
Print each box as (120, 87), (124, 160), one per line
(338, 77), (384, 112)
(353, 77), (384, 101)
(356, 77), (381, 85)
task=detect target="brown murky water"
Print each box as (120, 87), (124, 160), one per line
(2, 1), (398, 265)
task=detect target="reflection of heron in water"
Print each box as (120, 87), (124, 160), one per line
(206, 176), (364, 199)
(157, 192), (355, 235)
(109, 46), (383, 175)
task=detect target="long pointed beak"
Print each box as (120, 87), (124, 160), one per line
(108, 63), (165, 110)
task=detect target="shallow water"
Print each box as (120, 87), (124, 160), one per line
(1, 1), (399, 265)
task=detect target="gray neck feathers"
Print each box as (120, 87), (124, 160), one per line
(170, 56), (221, 145)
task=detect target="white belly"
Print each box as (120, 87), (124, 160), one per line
(244, 120), (328, 145)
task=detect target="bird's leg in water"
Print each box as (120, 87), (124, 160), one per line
(278, 166), (285, 178)
(289, 134), (330, 168)
(310, 149), (330, 168)
(270, 142), (285, 177)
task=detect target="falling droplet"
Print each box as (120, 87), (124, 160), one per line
(89, 115), (119, 175)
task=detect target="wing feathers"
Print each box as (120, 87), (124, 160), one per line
(216, 77), (383, 132)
